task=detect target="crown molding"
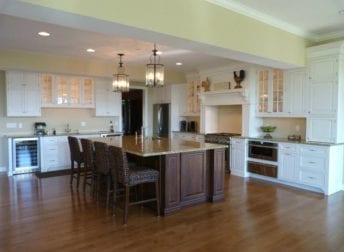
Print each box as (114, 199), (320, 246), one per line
(206, 0), (319, 41)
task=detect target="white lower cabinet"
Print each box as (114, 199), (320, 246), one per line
(41, 136), (70, 172)
(278, 143), (343, 195)
(278, 143), (299, 182)
(230, 138), (248, 177)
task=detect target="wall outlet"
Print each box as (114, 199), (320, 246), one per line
(81, 121), (86, 127)
(6, 123), (17, 129)
(295, 125), (300, 132)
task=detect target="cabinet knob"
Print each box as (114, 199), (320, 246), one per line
(307, 176), (315, 180)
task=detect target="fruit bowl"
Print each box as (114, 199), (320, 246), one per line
(260, 126), (276, 138)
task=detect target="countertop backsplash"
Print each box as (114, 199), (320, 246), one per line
(261, 118), (306, 139)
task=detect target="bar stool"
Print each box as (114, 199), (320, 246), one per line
(68, 136), (84, 188)
(108, 145), (160, 224)
(93, 141), (112, 207)
(80, 138), (96, 194)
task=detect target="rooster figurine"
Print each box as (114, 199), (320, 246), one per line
(233, 70), (245, 89)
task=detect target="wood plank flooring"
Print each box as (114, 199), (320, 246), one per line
(0, 173), (343, 251)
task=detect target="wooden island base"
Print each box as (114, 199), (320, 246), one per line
(135, 148), (226, 215)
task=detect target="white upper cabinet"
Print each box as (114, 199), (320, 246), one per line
(284, 68), (307, 115)
(6, 70), (41, 117)
(41, 74), (94, 108)
(304, 42), (344, 143)
(256, 69), (285, 116)
(95, 79), (122, 117)
(304, 56), (338, 116)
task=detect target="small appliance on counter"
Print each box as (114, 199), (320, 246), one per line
(187, 121), (197, 132)
(34, 122), (47, 136)
(180, 120), (187, 132)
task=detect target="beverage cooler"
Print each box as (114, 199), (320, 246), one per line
(8, 137), (40, 175)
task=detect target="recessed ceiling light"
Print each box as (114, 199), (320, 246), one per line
(176, 62), (183, 66)
(86, 48), (95, 53)
(38, 31), (50, 37)
(156, 51), (162, 55)
(339, 9), (344, 15)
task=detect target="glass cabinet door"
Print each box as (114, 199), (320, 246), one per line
(56, 76), (69, 105)
(272, 69), (284, 113)
(83, 78), (94, 106)
(70, 78), (80, 105)
(258, 70), (269, 113)
(41, 75), (53, 105)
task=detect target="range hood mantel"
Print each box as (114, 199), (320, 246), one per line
(200, 88), (249, 106)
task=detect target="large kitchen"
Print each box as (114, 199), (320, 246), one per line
(1, 0), (344, 251)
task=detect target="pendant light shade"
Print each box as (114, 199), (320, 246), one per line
(112, 53), (129, 92)
(146, 44), (164, 87)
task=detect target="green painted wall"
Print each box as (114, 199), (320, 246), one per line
(20, 0), (307, 66)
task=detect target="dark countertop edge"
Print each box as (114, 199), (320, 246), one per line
(230, 136), (344, 147)
(126, 144), (228, 157)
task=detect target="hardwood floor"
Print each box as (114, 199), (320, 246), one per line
(1, 173), (343, 251)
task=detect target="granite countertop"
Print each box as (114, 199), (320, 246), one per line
(91, 135), (226, 157)
(231, 136), (343, 146)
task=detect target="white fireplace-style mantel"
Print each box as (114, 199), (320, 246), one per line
(199, 88), (249, 106)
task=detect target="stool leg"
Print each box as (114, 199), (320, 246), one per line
(76, 162), (81, 189)
(124, 185), (130, 224)
(70, 160), (74, 185)
(155, 181), (160, 217)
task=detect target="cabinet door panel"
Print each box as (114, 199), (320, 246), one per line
(306, 118), (336, 143)
(278, 152), (298, 182)
(180, 151), (206, 203)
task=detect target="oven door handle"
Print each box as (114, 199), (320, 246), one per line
(249, 144), (278, 149)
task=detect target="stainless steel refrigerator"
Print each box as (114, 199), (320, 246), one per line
(153, 103), (170, 137)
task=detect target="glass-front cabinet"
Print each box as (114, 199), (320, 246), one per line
(41, 74), (94, 108)
(257, 69), (284, 116)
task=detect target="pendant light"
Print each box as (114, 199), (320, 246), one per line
(112, 53), (129, 92)
(146, 44), (164, 87)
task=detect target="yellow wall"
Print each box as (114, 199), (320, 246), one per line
(0, 50), (186, 83)
(20, 0), (307, 66)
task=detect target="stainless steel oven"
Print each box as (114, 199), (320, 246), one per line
(248, 141), (278, 161)
(247, 141), (278, 178)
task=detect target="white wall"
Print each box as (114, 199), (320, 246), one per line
(262, 117), (306, 139)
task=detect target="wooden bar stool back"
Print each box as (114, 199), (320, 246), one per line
(80, 138), (96, 194)
(108, 145), (160, 224)
(93, 141), (112, 207)
(68, 136), (84, 188)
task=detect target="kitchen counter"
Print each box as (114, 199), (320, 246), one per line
(231, 136), (343, 146)
(91, 135), (226, 157)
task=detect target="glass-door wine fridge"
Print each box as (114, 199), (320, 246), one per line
(12, 137), (40, 174)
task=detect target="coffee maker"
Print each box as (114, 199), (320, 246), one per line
(34, 122), (47, 136)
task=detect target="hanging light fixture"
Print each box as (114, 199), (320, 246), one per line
(112, 53), (129, 92)
(146, 43), (164, 87)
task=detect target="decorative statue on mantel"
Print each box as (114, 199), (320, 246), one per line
(233, 70), (245, 89)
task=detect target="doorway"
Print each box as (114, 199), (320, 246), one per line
(122, 89), (143, 135)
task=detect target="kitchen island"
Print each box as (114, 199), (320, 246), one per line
(92, 136), (227, 215)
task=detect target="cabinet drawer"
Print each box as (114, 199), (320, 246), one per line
(300, 146), (327, 156)
(279, 143), (298, 153)
(299, 170), (325, 187)
(44, 158), (58, 167)
(300, 156), (326, 172)
(231, 139), (245, 145)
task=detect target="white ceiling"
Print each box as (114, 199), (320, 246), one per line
(1, 0), (344, 74)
